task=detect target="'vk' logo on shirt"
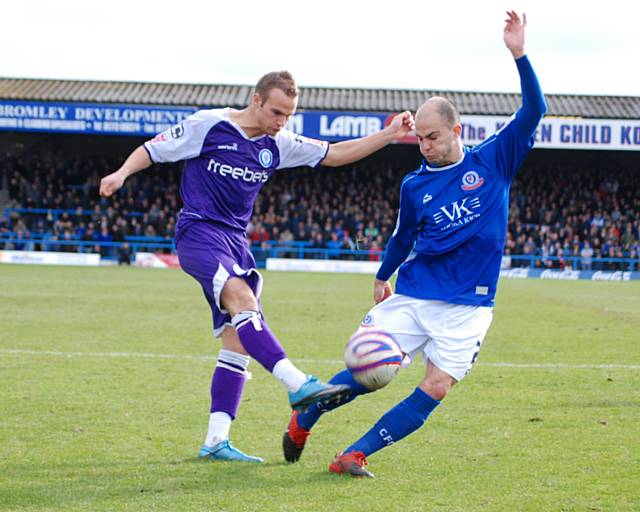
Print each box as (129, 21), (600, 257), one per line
(258, 149), (273, 168)
(433, 197), (481, 225)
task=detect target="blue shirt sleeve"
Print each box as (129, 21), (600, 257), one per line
(376, 178), (418, 281)
(476, 55), (547, 183)
(512, 55), (547, 141)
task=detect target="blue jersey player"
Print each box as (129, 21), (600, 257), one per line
(282, 11), (547, 477)
(99, 71), (414, 463)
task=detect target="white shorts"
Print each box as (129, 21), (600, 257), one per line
(358, 294), (494, 382)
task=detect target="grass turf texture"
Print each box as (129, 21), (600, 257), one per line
(1, 265), (638, 511)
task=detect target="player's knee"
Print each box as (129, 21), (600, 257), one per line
(418, 378), (454, 401)
(221, 278), (258, 315)
(221, 326), (248, 354)
(231, 310), (262, 332)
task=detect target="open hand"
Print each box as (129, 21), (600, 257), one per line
(503, 11), (526, 59)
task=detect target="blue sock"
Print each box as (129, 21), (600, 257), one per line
(297, 369), (372, 430)
(345, 387), (440, 457)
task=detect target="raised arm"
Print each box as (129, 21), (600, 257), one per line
(503, 10), (526, 59)
(99, 145), (152, 197)
(504, 11), (547, 134)
(321, 111), (415, 167)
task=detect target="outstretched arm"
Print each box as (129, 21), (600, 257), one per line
(321, 111), (415, 167)
(99, 145), (152, 197)
(373, 180), (418, 303)
(504, 11), (547, 135)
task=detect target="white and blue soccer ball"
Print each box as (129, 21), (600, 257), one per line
(344, 328), (403, 391)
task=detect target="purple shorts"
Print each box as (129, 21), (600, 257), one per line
(176, 220), (263, 337)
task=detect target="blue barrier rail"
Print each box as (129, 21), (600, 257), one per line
(0, 234), (637, 271)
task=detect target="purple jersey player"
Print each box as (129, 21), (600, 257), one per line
(100, 71), (414, 463)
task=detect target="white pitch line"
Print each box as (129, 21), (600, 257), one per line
(0, 349), (639, 369)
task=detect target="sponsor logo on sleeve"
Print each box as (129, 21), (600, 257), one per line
(461, 170), (484, 191)
(149, 133), (168, 144)
(170, 123), (184, 139)
(295, 134), (326, 148)
(258, 148), (273, 168)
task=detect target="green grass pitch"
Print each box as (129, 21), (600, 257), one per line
(1, 265), (639, 511)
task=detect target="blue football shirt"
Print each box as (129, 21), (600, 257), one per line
(377, 56), (547, 307)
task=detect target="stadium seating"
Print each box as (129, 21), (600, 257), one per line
(1, 152), (638, 270)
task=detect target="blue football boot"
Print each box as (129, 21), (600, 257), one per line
(288, 375), (351, 412)
(198, 440), (263, 463)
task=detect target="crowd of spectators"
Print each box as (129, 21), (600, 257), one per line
(506, 163), (639, 270)
(1, 149), (638, 270)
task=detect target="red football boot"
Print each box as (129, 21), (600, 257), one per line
(328, 451), (374, 478)
(282, 410), (311, 463)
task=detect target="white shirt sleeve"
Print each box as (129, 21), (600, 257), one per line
(144, 109), (224, 163)
(275, 129), (329, 170)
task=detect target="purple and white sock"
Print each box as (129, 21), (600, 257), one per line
(205, 349), (250, 447)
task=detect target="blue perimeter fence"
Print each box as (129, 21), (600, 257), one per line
(2, 207), (638, 271)
(1, 235), (638, 272)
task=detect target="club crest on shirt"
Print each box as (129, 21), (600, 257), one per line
(258, 148), (273, 168)
(361, 314), (374, 326)
(461, 170), (484, 191)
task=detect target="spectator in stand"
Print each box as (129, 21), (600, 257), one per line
(364, 221), (379, 241)
(111, 224), (125, 245)
(580, 241), (594, 270)
(96, 225), (113, 258)
(326, 232), (343, 260)
(368, 239), (382, 262)
(279, 228), (295, 258)
(340, 231), (356, 260)
(249, 223), (270, 245)
(60, 229), (76, 252)
(310, 231), (326, 259)
(591, 209), (605, 229)
(118, 242), (132, 265)
(502, 247), (513, 269)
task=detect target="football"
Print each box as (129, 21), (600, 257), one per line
(344, 328), (403, 390)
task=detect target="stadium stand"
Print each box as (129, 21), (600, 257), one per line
(1, 76), (638, 270)
(1, 148), (638, 270)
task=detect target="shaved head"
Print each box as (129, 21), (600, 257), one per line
(416, 96), (460, 129)
(414, 96), (463, 166)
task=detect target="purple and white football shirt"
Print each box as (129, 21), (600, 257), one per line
(144, 107), (329, 232)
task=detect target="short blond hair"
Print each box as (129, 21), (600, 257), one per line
(255, 71), (298, 105)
